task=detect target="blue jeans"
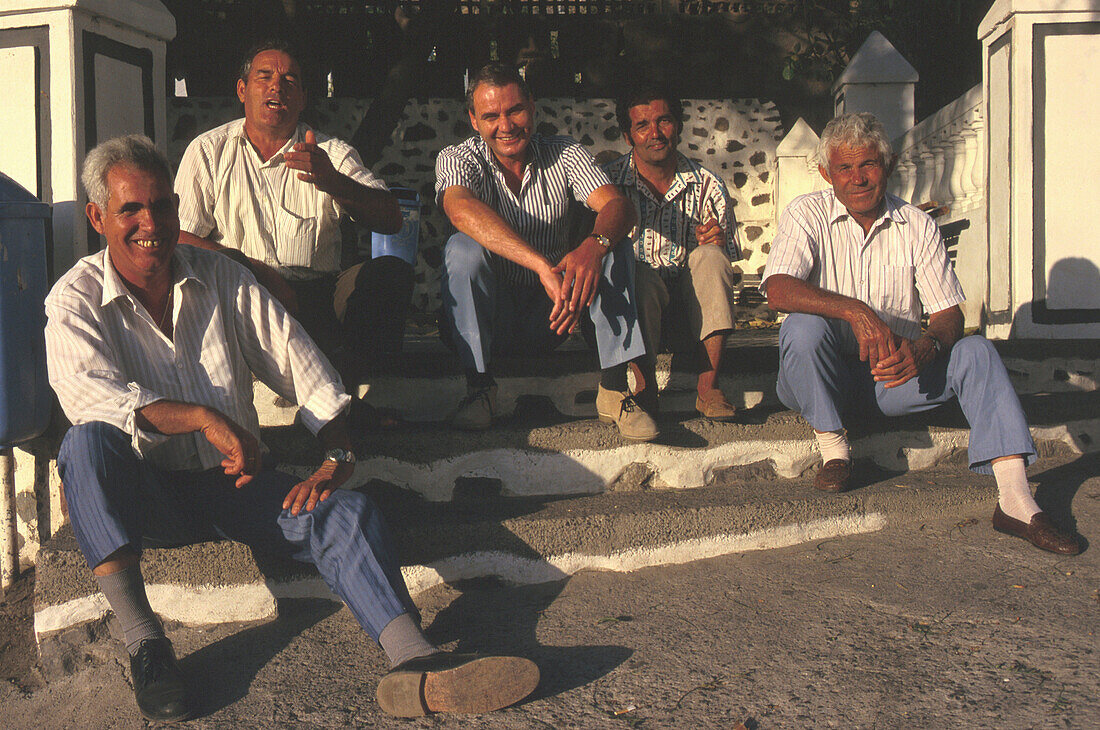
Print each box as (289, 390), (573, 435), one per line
(440, 232), (647, 372)
(775, 313), (1036, 475)
(57, 422), (416, 639)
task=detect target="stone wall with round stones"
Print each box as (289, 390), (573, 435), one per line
(169, 97), (784, 320)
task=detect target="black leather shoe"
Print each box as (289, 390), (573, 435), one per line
(130, 637), (191, 722)
(376, 652), (539, 717)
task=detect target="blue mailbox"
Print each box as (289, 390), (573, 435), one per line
(0, 172), (51, 446)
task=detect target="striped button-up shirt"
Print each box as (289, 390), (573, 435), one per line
(762, 189), (965, 341)
(435, 134), (610, 287)
(175, 120), (387, 280)
(45, 245), (351, 471)
(603, 151), (740, 278)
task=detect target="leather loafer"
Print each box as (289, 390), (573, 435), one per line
(814, 459), (851, 492)
(992, 505), (1081, 555)
(376, 652), (539, 717)
(130, 637), (191, 722)
(695, 390), (737, 422)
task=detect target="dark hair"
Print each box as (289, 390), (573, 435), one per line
(465, 63), (532, 113)
(238, 39), (302, 87)
(615, 87), (684, 136)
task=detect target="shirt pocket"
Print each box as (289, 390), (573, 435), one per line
(870, 264), (917, 319)
(276, 178), (318, 267)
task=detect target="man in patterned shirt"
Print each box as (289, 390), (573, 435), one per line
(604, 88), (741, 420)
(762, 112), (1079, 555)
(46, 135), (539, 722)
(435, 64), (657, 441)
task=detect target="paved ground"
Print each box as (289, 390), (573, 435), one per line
(1, 451), (1097, 729)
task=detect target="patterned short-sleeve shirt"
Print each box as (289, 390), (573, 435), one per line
(603, 151), (740, 279)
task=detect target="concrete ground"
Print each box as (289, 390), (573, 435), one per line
(1, 450), (1096, 729)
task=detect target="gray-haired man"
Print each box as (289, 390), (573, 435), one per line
(762, 112), (1079, 555)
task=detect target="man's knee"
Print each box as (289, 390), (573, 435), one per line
(778, 313), (835, 353)
(443, 233), (491, 281)
(58, 422), (131, 467)
(687, 243), (732, 273)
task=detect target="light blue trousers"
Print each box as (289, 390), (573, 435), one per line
(57, 422), (416, 640)
(440, 232), (647, 372)
(775, 313), (1036, 475)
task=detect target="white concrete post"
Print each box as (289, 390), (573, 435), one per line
(833, 31), (918, 142)
(979, 0), (1100, 338)
(775, 118), (825, 221)
(0, 449), (15, 592)
(0, 0), (176, 279)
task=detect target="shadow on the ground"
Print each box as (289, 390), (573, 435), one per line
(1032, 450), (1097, 552)
(180, 598), (341, 717)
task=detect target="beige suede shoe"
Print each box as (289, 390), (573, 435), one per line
(451, 385), (497, 431)
(596, 385), (659, 442)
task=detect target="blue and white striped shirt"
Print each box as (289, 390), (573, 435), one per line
(435, 133), (611, 287)
(45, 245), (351, 471)
(762, 189), (965, 341)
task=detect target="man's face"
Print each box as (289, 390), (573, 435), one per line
(819, 143), (891, 223)
(237, 49), (306, 137)
(468, 82), (535, 165)
(86, 164), (179, 287)
(624, 99), (680, 167)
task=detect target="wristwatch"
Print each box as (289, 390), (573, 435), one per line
(324, 447), (356, 465)
(925, 333), (944, 357)
(590, 233), (613, 249)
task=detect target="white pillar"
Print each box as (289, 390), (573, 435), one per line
(832, 31), (918, 142)
(0, 0), (176, 279)
(775, 118), (826, 220)
(979, 0), (1100, 338)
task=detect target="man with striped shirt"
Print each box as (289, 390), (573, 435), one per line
(45, 135), (538, 721)
(435, 64), (657, 441)
(604, 88), (741, 421)
(175, 41), (412, 386)
(762, 112), (1079, 555)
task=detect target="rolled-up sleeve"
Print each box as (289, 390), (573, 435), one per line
(562, 142), (612, 206)
(175, 138), (218, 239)
(760, 205), (817, 295)
(45, 298), (170, 455)
(912, 216), (966, 314)
(435, 144), (483, 206)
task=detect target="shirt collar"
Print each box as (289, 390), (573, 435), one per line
(100, 246), (205, 308)
(236, 120), (303, 165)
(626, 151), (698, 202)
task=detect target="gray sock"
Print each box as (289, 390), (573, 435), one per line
(95, 565), (164, 655)
(378, 612), (438, 668)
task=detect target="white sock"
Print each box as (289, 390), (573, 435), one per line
(814, 429), (850, 463)
(993, 458), (1040, 522)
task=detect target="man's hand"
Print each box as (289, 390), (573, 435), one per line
(282, 459), (353, 516)
(284, 129), (343, 195)
(549, 237), (606, 333)
(846, 303), (897, 367)
(871, 336), (936, 388)
(695, 219), (725, 247)
(537, 265), (581, 336)
(199, 412), (263, 488)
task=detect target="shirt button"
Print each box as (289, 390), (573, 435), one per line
(176, 362), (184, 370)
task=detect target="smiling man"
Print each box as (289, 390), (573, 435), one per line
(46, 135), (538, 722)
(175, 41), (411, 392)
(604, 88), (741, 421)
(762, 112), (1080, 555)
(435, 63), (656, 440)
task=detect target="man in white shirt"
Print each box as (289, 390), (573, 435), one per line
(175, 41), (411, 383)
(46, 135), (538, 722)
(762, 112), (1079, 555)
(604, 88), (741, 421)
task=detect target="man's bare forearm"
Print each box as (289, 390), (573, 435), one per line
(442, 187), (552, 275)
(923, 305), (964, 350)
(589, 195), (636, 247)
(765, 273), (874, 324)
(333, 178), (402, 234)
(135, 399), (218, 436)
(178, 230), (224, 252)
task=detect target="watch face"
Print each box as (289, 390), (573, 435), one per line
(325, 448), (356, 464)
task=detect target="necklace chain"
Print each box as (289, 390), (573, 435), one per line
(157, 287), (173, 330)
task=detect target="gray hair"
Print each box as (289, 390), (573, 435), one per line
(82, 134), (172, 209)
(815, 112), (895, 168)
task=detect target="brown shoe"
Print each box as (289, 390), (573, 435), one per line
(814, 459), (851, 492)
(376, 652), (539, 717)
(695, 389), (737, 421)
(992, 506), (1081, 555)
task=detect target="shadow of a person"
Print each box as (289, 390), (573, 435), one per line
(1030, 450), (1097, 552)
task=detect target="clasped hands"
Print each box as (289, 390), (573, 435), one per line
(849, 307), (936, 388)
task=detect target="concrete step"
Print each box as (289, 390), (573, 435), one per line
(252, 336), (1098, 426)
(33, 443), (1093, 678)
(262, 391), (1100, 502)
